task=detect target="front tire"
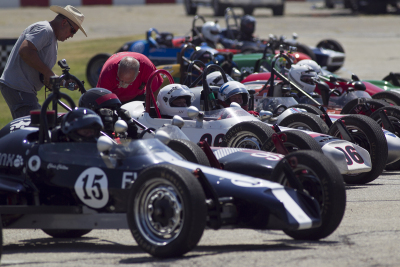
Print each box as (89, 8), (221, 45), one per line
(271, 151), (346, 240)
(167, 139), (210, 166)
(340, 98), (389, 115)
(371, 91), (400, 106)
(295, 43), (317, 62)
(262, 130), (323, 153)
(272, 4), (284, 16)
(184, 0), (197, 15)
(86, 53), (111, 88)
(212, 0), (226, 16)
(127, 164), (206, 258)
(328, 115), (388, 184)
(279, 112), (330, 134)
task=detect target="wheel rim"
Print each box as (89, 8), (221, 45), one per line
(277, 164), (324, 209)
(331, 125), (370, 151)
(231, 133), (262, 150)
(134, 178), (183, 246)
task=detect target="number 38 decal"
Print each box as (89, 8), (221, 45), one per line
(75, 167), (109, 208)
(335, 146), (364, 165)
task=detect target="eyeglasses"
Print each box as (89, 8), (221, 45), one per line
(65, 19), (77, 35)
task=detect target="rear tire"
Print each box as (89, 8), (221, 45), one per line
(271, 151), (346, 240)
(167, 139), (210, 166)
(272, 4), (284, 16)
(86, 53), (111, 88)
(262, 130), (323, 153)
(340, 98), (390, 115)
(221, 121), (275, 150)
(295, 43), (317, 62)
(42, 229), (92, 238)
(127, 164), (206, 258)
(289, 104), (324, 116)
(184, 0), (197, 15)
(279, 112), (330, 134)
(371, 91), (400, 106)
(328, 115), (388, 184)
(242, 7), (254, 15)
(212, 0), (226, 16)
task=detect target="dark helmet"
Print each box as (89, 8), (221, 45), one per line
(240, 15), (256, 36)
(61, 107), (104, 142)
(79, 88), (122, 111)
(190, 48), (215, 64)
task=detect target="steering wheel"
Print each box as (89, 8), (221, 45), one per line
(201, 64), (228, 111)
(146, 28), (160, 48)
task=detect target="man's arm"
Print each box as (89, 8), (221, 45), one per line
(19, 40), (55, 88)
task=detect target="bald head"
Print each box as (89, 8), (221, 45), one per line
(117, 56), (140, 88)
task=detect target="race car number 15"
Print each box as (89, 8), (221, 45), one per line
(75, 167), (109, 209)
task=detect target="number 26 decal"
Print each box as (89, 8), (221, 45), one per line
(335, 146), (364, 165)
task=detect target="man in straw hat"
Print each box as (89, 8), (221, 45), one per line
(0, 5), (87, 119)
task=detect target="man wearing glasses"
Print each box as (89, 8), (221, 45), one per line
(96, 52), (163, 105)
(0, 5), (86, 119)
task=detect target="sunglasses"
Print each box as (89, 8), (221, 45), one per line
(65, 19), (77, 35)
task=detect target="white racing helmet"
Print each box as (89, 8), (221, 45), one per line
(217, 81), (249, 109)
(206, 71), (234, 87)
(288, 64), (320, 94)
(157, 84), (195, 117)
(296, 59), (322, 75)
(201, 21), (221, 44)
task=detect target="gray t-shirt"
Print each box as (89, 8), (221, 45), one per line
(0, 21), (57, 94)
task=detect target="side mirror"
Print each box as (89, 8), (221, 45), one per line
(172, 115), (185, 129)
(97, 135), (113, 153)
(114, 120), (128, 133)
(187, 106), (200, 119)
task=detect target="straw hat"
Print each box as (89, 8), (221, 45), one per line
(50, 5), (87, 37)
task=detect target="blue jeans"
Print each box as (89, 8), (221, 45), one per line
(0, 83), (41, 119)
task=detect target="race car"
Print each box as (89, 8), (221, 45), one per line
(119, 68), (380, 185)
(0, 75), (346, 259)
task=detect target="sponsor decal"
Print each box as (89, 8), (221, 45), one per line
(75, 167), (109, 209)
(121, 172), (137, 189)
(0, 153), (23, 167)
(28, 155), (41, 172)
(47, 163), (68, 170)
(10, 118), (31, 132)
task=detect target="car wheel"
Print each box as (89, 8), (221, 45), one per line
(42, 229), (92, 238)
(127, 164), (206, 258)
(184, 0), (197, 15)
(369, 106), (400, 170)
(325, 0), (335, 8)
(328, 115), (388, 184)
(316, 39), (345, 53)
(167, 139), (210, 166)
(271, 150), (346, 240)
(220, 121), (275, 150)
(295, 43), (317, 61)
(242, 7), (254, 15)
(272, 4), (284, 16)
(212, 0), (226, 16)
(86, 53), (111, 88)
(262, 130), (323, 153)
(340, 98), (390, 115)
(382, 72), (400, 87)
(279, 112), (330, 134)
(371, 91), (400, 106)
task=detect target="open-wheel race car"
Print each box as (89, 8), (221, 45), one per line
(0, 60), (347, 259)
(118, 65), (381, 185)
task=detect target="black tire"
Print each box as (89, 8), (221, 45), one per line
(382, 72), (400, 86)
(262, 130), (323, 153)
(167, 139), (210, 166)
(272, 4), (284, 16)
(366, 1), (387, 14)
(316, 39), (345, 53)
(220, 121), (275, 150)
(42, 229), (92, 238)
(371, 91), (400, 106)
(279, 113), (330, 134)
(242, 7), (254, 15)
(127, 164), (206, 258)
(86, 53), (111, 88)
(295, 43), (317, 62)
(369, 106), (400, 170)
(340, 98), (390, 115)
(184, 0), (197, 15)
(271, 151), (346, 240)
(325, 0), (335, 8)
(289, 104), (324, 116)
(328, 115), (388, 184)
(212, 0), (226, 16)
